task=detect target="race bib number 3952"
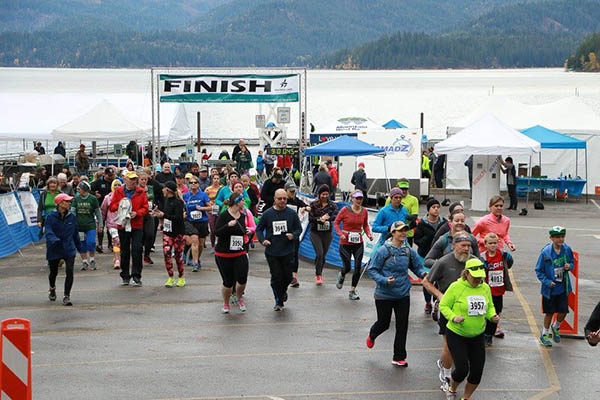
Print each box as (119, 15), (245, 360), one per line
(230, 235), (243, 251)
(467, 296), (486, 316)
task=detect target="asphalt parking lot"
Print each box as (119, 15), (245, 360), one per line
(1, 198), (599, 399)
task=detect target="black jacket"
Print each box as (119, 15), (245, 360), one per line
(313, 170), (332, 193)
(160, 196), (185, 236)
(414, 216), (447, 258)
(351, 169), (367, 191)
(260, 178), (285, 210)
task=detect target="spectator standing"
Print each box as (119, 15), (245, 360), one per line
(235, 141), (253, 174)
(351, 162), (368, 198)
(34, 141), (46, 155)
(155, 162), (176, 184)
(498, 156), (518, 210)
(260, 168), (285, 210)
(53, 142), (66, 157)
(312, 163), (333, 194)
(75, 144), (90, 177)
(326, 160), (338, 195)
(256, 150), (265, 178)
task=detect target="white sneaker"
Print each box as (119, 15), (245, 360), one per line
(437, 359), (445, 383)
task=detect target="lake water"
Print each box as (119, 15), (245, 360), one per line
(1, 67), (600, 153)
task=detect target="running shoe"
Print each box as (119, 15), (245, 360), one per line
(176, 277), (186, 287)
(551, 324), (561, 343)
(150, 246), (155, 252)
(113, 260), (120, 270)
(231, 293), (238, 305)
(484, 334), (493, 346)
(89, 259), (97, 270)
(315, 275), (323, 285)
(62, 296), (72, 306)
(366, 335), (375, 349)
(445, 389), (457, 399)
(192, 261), (201, 272)
(336, 272), (344, 289)
(494, 329), (505, 338)
(539, 334), (553, 347)
(290, 277), (300, 288)
(273, 304), (284, 312)
(391, 359), (408, 367)
(348, 290), (360, 301)
(48, 287), (56, 301)
(238, 299), (247, 312)
(222, 304), (230, 314)
(250, 242), (255, 249)
(424, 302), (432, 314)
(432, 299), (440, 321)
(121, 278), (130, 286)
(132, 278), (143, 287)
(143, 256), (154, 265)
(437, 359), (446, 383)
(282, 292), (288, 303)
(81, 260), (89, 271)
(165, 277), (175, 287)
(440, 380), (449, 393)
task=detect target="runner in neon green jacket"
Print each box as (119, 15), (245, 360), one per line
(438, 259), (500, 400)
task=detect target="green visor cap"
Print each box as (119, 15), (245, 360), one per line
(549, 226), (566, 236)
(397, 181), (410, 189)
(465, 258), (486, 278)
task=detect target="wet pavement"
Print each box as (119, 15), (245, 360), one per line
(1, 199), (599, 399)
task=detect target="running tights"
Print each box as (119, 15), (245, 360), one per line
(48, 257), (75, 296)
(446, 330), (486, 385)
(142, 215), (155, 258)
(369, 297), (410, 360)
(309, 230), (332, 276)
(339, 243), (364, 287)
(163, 234), (185, 278)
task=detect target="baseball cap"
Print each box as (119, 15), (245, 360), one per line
(284, 182), (297, 191)
(390, 221), (409, 232)
(105, 167), (115, 175)
(125, 171), (138, 179)
(397, 181), (410, 189)
(164, 181), (177, 192)
(465, 258), (486, 278)
(549, 226), (566, 236)
(54, 193), (73, 205)
(78, 181), (91, 192)
(185, 172), (194, 179)
(175, 173), (184, 179)
(200, 166), (208, 172)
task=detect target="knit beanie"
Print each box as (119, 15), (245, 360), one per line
(427, 198), (440, 211)
(317, 184), (330, 195)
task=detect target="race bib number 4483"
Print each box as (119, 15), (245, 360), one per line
(467, 296), (487, 316)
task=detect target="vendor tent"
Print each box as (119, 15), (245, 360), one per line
(304, 135), (385, 157)
(520, 125), (586, 149)
(437, 114), (540, 211)
(383, 119), (407, 129)
(52, 100), (151, 141)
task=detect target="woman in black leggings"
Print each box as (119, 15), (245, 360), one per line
(333, 190), (373, 300)
(439, 259), (500, 399)
(214, 192), (250, 314)
(308, 185), (338, 285)
(44, 193), (82, 306)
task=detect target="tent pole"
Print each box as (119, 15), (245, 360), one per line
(576, 148), (578, 176)
(585, 147), (588, 203)
(539, 152), (542, 203)
(443, 155), (448, 202)
(106, 140), (109, 167)
(382, 154), (391, 193)
(526, 155), (531, 211)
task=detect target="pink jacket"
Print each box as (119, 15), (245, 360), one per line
(101, 192), (119, 230)
(472, 213), (513, 253)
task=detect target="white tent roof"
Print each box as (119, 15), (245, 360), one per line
(52, 100), (151, 140)
(437, 113), (541, 155)
(449, 96), (600, 135)
(167, 104), (194, 141)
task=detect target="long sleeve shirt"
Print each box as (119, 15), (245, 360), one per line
(471, 213), (513, 253)
(334, 206), (371, 245)
(256, 207), (302, 257)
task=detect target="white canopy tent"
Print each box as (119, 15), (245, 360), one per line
(445, 96), (600, 194)
(437, 113), (540, 210)
(52, 100), (151, 140)
(167, 104), (194, 141)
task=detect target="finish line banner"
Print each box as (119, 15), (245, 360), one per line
(159, 74), (299, 103)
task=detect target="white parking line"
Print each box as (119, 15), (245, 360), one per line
(592, 199), (600, 211)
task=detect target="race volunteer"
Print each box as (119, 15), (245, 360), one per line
(439, 258), (499, 400)
(334, 190), (373, 300)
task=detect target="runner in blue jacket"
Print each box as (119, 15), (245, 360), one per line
(372, 188), (409, 245)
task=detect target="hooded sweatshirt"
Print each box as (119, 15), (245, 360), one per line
(440, 278), (497, 338)
(372, 204), (409, 245)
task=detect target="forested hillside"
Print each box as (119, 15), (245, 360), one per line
(565, 33), (600, 71)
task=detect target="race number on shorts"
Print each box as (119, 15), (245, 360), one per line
(272, 220), (287, 235)
(230, 235), (243, 251)
(163, 219), (172, 233)
(467, 295), (487, 316)
(488, 270), (504, 287)
(348, 232), (361, 243)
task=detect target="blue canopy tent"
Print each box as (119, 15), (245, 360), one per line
(520, 125), (588, 202)
(382, 119), (407, 129)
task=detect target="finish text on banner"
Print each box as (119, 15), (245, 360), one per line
(159, 74), (299, 103)
(0, 194), (24, 225)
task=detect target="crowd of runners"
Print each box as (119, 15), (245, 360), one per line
(31, 149), (599, 400)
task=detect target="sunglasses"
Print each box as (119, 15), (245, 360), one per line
(189, 181), (199, 184)
(275, 197), (288, 200)
(467, 266), (485, 271)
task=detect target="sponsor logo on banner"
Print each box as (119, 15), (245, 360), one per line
(0, 194), (24, 225)
(309, 133), (357, 144)
(333, 117), (371, 132)
(374, 135), (415, 158)
(159, 74), (299, 103)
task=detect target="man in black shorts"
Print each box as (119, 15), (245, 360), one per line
(183, 178), (212, 271)
(423, 233), (477, 390)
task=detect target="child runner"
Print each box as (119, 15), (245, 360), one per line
(153, 181), (187, 288)
(480, 232), (514, 345)
(72, 181), (102, 271)
(100, 179), (123, 269)
(535, 226), (574, 347)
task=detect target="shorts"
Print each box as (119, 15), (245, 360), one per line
(438, 313), (449, 335)
(542, 292), (569, 314)
(184, 220), (209, 238)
